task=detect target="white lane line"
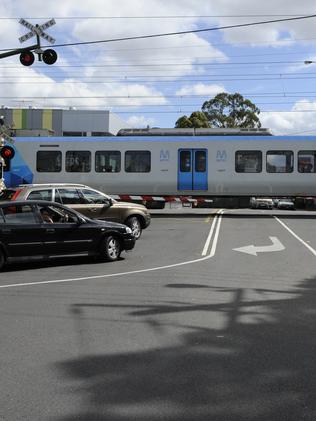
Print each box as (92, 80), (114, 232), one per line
(209, 209), (224, 257)
(0, 212), (225, 289)
(274, 216), (316, 256)
(201, 209), (224, 256)
(201, 214), (218, 256)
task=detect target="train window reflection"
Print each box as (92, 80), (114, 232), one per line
(37, 151), (62, 172)
(57, 188), (83, 204)
(298, 151), (316, 173)
(3, 205), (37, 224)
(95, 151), (121, 172)
(80, 189), (110, 204)
(267, 150), (293, 173)
(66, 151), (91, 172)
(125, 151), (151, 172)
(27, 189), (52, 201)
(235, 151), (262, 173)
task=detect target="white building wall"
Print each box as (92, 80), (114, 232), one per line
(108, 112), (131, 135)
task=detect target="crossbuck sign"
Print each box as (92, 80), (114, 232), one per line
(19, 18), (56, 44)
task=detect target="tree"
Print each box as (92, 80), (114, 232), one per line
(175, 111), (210, 129)
(201, 92), (261, 128)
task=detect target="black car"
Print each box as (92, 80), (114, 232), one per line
(0, 200), (136, 270)
(0, 183), (151, 240)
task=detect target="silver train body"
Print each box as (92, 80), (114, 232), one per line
(13, 132), (316, 197)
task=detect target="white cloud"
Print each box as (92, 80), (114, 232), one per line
(3, 0), (316, 130)
(176, 83), (225, 96)
(127, 115), (155, 128)
(261, 100), (316, 134)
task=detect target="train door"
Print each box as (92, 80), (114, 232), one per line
(177, 149), (208, 190)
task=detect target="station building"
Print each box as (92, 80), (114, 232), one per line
(0, 107), (130, 137)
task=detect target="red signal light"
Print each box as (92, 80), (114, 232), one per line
(20, 51), (35, 66)
(0, 146), (15, 160)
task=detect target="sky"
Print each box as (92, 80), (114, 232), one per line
(1, 1), (316, 134)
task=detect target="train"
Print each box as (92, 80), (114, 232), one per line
(2, 127), (316, 207)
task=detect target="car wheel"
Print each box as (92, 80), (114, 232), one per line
(99, 235), (121, 262)
(126, 216), (142, 240)
(0, 249), (5, 271)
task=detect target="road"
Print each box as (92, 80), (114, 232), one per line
(1, 209), (316, 420)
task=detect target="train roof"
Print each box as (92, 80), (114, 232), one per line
(13, 135), (316, 143)
(117, 127), (272, 136)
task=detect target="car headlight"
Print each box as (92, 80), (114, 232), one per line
(125, 226), (132, 234)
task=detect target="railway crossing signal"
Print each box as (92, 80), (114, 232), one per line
(0, 18), (58, 66)
(19, 18), (57, 65)
(0, 116), (15, 189)
(0, 145), (15, 160)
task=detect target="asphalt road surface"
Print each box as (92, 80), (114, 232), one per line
(1, 209), (316, 420)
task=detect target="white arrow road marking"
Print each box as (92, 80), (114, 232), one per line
(233, 236), (285, 256)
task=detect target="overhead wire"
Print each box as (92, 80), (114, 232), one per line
(1, 14), (316, 20)
(0, 13), (315, 126)
(1, 13), (316, 51)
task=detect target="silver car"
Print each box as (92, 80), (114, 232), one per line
(277, 199), (295, 210)
(0, 183), (151, 239)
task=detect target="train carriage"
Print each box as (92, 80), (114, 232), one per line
(2, 128), (316, 204)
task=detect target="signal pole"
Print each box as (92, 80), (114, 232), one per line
(0, 119), (5, 191)
(0, 117), (15, 191)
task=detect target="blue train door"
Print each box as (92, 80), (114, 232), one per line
(177, 149), (208, 190)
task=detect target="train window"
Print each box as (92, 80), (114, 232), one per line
(298, 151), (316, 173)
(125, 151), (151, 172)
(180, 150), (191, 172)
(195, 150), (207, 172)
(37, 151), (62, 172)
(267, 151), (293, 173)
(66, 151), (91, 172)
(235, 151), (262, 173)
(95, 151), (121, 172)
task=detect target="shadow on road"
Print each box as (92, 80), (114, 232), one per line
(55, 277), (316, 420)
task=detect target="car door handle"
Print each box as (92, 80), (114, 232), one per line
(90, 208), (98, 212)
(45, 228), (55, 233)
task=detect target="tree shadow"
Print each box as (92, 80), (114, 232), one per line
(54, 277), (316, 420)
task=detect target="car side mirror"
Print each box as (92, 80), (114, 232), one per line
(103, 199), (112, 207)
(77, 216), (86, 225)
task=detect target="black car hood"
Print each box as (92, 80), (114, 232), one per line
(88, 218), (127, 230)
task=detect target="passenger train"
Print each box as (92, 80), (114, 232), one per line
(2, 128), (316, 204)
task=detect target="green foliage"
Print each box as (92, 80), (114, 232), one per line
(175, 111), (210, 128)
(202, 93), (261, 128)
(174, 92), (261, 129)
